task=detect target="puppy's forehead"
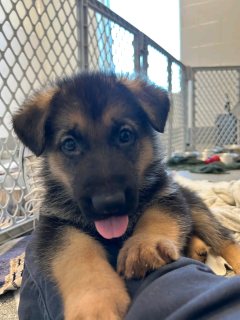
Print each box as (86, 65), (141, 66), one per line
(53, 100), (141, 135)
(53, 75), (143, 130)
(57, 72), (122, 119)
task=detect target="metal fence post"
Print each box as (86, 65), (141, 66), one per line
(133, 33), (140, 73)
(77, 0), (89, 71)
(167, 58), (173, 158)
(236, 67), (240, 145)
(182, 65), (189, 151)
(141, 35), (148, 76)
(187, 67), (195, 150)
(191, 70), (196, 150)
(133, 33), (148, 75)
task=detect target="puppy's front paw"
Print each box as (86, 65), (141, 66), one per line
(117, 235), (179, 279)
(65, 288), (130, 320)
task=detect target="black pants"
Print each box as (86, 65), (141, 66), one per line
(19, 239), (240, 320)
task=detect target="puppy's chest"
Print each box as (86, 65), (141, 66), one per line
(101, 238), (124, 268)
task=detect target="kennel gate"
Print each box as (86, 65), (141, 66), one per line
(189, 66), (240, 151)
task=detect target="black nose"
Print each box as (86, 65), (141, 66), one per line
(91, 192), (126, 214)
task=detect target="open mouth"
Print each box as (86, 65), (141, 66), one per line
(94, 215), (129, 239)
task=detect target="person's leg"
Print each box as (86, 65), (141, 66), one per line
(19, 238), (240, 320)
(18, 237), (63, 320)
(126, 258), (240, 320)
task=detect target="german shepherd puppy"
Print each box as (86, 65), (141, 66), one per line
(13, 72), (240, 319)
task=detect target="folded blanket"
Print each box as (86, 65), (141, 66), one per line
(174, 175), (240, 235)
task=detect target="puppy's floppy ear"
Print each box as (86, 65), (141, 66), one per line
(12, 87), (57, 156)
(121, 78), (170, 133)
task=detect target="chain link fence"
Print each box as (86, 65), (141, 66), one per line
(2, 0), (238, 243)
(190, 67), (240, 151)
(145, 41), (186, 157)
(1, 0), (80, 243)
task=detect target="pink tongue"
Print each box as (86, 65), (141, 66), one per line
(94, 215), (129, 239)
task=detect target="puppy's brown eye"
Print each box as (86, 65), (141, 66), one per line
(61, 137), (79, 155)
(118, 128), (135, 145)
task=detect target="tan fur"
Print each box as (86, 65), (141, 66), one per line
(137, 138), (154, 177)
(52, 227), (130, 320)
(187, 236), (209, 263)
(102, 105), (123, 127)
(48, 154), (73, 190)
(27, 87), (58, 110)
(220, 243), (240, 274)
(121, 79), (156, 124)
(65, 110), (88, 132)
(120, 78), (143, 93)
(102, 105), (138, 130)
(190, 209), (240, 273)
(117, 208), (181, 278)
(12, 87), (59, 156)
(121, 78), (168, 132)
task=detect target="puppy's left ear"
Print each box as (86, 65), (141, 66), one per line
(12, 87), (57, 156)
(121, 78), (170, 133)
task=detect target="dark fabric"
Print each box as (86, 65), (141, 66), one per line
(18, 237), (63, 320)
(126, 260), (240, 320)
(19, 239), (240, 320)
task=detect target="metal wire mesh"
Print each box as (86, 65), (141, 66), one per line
(147, 46), (168, 89)
(147, 45), (170, 155)
(192, 67), (240, 151)
(87, 7), (134, 73)
(147, 45), (186, 156)
(0, 0), (79, 243)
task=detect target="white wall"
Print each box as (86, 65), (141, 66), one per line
(180, 0), (240, 66)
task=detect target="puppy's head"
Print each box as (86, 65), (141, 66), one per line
(13, 72), (169, 239)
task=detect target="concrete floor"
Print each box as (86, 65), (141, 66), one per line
(0, 292), (18, 320)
